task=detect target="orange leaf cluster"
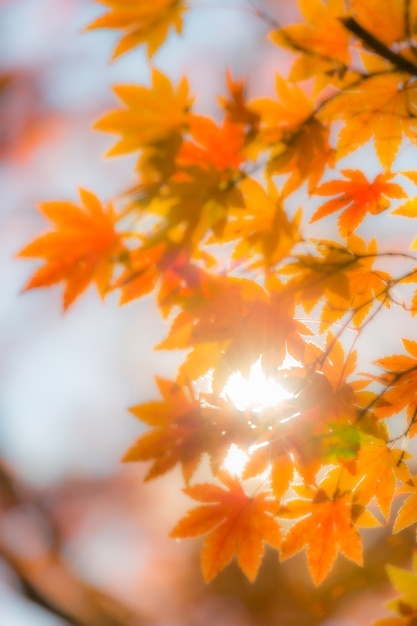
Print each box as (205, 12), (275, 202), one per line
(19, 0), (417, 602)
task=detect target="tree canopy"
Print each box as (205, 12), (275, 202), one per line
(19, 1), (417, 622)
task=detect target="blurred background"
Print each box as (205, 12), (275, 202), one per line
(0, 1), (415, 624)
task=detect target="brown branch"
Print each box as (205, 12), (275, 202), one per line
(341, 16), (417, 76)
(0, 461), (149, 626)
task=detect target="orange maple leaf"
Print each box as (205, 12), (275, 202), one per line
(123, 377), (209, 483)
(283, 235), (392, 328)
(159, 274), (309, 392)
(324, 430), (410, 520)
(218, 72), (260, 128)
(18, 188), (124, 309)
(176, 116), (245, 172)
(280, 486), (363, 585)
(123, 377), (255, 482)
(86, 0), (188, 59)
(311, 170), (406, 237)
(170, 472), (282, 581)
(393, 476), (417, 534)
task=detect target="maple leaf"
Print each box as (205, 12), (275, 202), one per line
(159, 273), (309, 392)
(123, 377), (257, 482)
(324, 429), (410, 519)
(250, 74), (334, 194)
(372, 338), (417, 437)
(319, 73), (417, 168)
(114, 241), (165, 305)
(282, 237), (355, 311)
(283, 235), (392, 328)
(311, 169), (406, 237)
(280, 485), (363, 586)
(393, 476), (417, 533)
(220, 177), (302, 269)
(93, 68), (193, 156)
(349, 0), (406, 46)
(123, 377), (212, 482)
(18, 188), (124, 309)
(176, 116), (245, 173)
(373, 553), (417, 625)
(218, 71), (260, 129)
(270, 0), (351, 82)
(86, 0), (188, 59)
(114, 238), (212, 309)
(170, 472), (281, 581)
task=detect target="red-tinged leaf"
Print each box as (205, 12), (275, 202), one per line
(18, 188), (124, 309)
(176, 116), (245, 172)
(171, 475), (281, 582)
(311, 170), (405, 236)
(218, 71), (260, 127)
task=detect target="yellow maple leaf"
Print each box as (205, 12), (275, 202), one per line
(319, 73), (417, 168)
(93, 68), (193, 156)
(220, 177), (302, 268)
(270, 0), (351, 81)
(349, 0), (406, 46)
(86, 0), (188, 59)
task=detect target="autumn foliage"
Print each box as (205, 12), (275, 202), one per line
(18, 0), (417, 621)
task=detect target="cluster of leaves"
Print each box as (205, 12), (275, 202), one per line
(18, 0), (417, 616)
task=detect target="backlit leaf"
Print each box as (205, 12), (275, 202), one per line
(18, 188), (124, 309)
(171, 473), (281, 581)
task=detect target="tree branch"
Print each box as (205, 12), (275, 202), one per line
(341, 16), (417, 76)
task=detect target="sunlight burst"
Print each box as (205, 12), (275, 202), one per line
(222, 444), (249, 476)
(223, 357), (293, 412)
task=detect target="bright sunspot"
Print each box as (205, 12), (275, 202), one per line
(223, 357), (292, 413)
(222, 444), (249, 477)
(221, 358), (295, 476)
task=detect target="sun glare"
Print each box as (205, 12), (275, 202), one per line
(223, 357), (293, 413)
(221, 358), (296, 476)
(222, 444), (249, 476)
